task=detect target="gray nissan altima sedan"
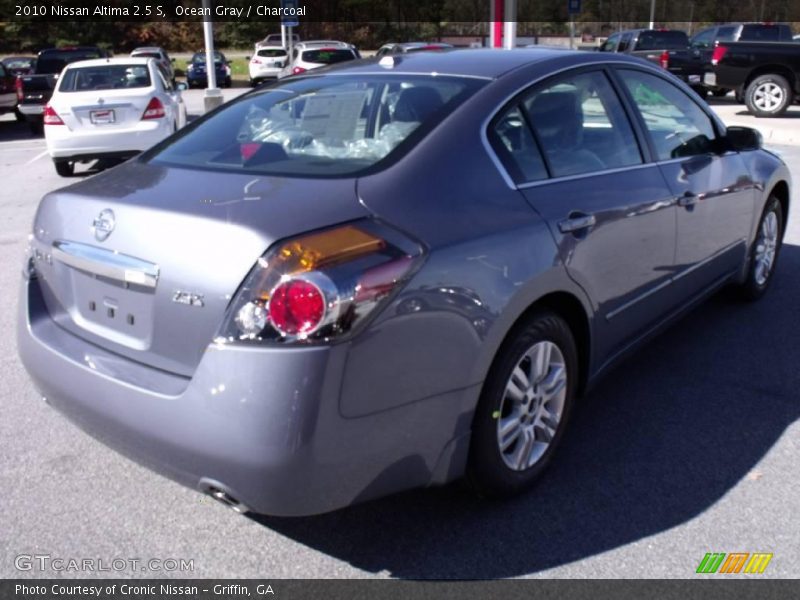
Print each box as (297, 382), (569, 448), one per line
(18, 49), (790, 516)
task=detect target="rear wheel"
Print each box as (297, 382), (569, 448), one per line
(738, 196), (783, 301)
(14, 107), (24, 122)
(224, 76), (232, 88)
(54, 160), (74, 177)
(745, 74), (793, 117)
(467, 311), (577, 497)
(29, 120), (43, 135)
(711, 88), (728, 97)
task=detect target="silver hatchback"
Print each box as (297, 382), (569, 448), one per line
(19, 50), (790, 516)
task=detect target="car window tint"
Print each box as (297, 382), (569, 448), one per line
(691, 29), (715, 48)
(147, 75), (485, 177)
(301, 49), (355, 65)
(489, 106), (547, 184)
(522, 71), (642, 178)
(636, 30), (688, 50)
(619, 69), (717, 160)
(601, 34), (619, 52)
(617, 33), (632, 52)
(58, 65), (152, 92)
(716, 26), (737, 41)
(257, 49), (287, 58)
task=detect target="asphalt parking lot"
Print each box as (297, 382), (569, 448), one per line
(0, 89), (798, 579)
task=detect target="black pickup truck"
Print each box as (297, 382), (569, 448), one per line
(17, 46), (107, 133)
(706, 41), (800, 117)
(600, 29), (705, 92)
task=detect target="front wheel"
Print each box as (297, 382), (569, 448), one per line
(738, 196), (783, 301)
(467, 311), (577, 497)
(745, 74), (793, 117)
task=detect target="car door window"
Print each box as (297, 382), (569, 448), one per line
(618, 69), (717, 161)
(489, 105), (547, 184)
(522, 70), (642, 178)
(716, 26), (737, 42)
(601, 34), (619, 52)
(691, 29), (715, 49)
(618, 33), (633, 52)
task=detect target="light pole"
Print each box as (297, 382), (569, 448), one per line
(649, 0), (656, 29)
(202, 0), (223, 112)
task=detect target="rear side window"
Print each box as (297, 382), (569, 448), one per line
(257, 49), (287, 58)
(522, 71), (642, 178)
(489, 106), (547, 183)
(147, 74), (484, 177)
(618, 69), (717, 161)
(740, 24), (784, 41)
(618, 33), (632, 52)
(636, 31), (689, 50)
(58, 65), (152, 92)
(301, 49), (355, 64)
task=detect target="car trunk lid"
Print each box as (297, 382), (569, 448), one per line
(30, 159), (369, 377)
(51, 88), (156, 131)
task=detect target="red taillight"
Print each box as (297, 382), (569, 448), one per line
(659, 51), (669, 69)
(711, 46), (728, 66)
(43, 105), (64, 125)
(268, 279), (326, 336)
(15, 76), (23, 101)
(141, 97), (165, 120)
(292, 66), (307, 75)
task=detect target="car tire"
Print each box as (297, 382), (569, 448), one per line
(54, 160), (74, 177)
(466, 310), (577, 498)
(29, 120), (43, 135)
(711, 89), (728, 97)
(225, 76), (232, 88)
(745, 74), (793, 117)
(738, 195), (784, 301)
(14, 107), (25, 122)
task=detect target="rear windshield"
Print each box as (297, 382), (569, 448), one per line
(635, 31), (689, 50)
(37, 50), (104, 74)
(146, 74), (485, 177)
(740, 24), (786, 41)
(301, 49), (355, 65)
(4, 58), (34, 69)
(257, 49), (287, 58)
(58, 64), (152, 92)
(132, 51), (161, 59)
(191, 52), (224, 63)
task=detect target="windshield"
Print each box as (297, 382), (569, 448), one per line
(146, 74), (484, 177)
(301, 49), (355, 65)
(58, 64), (152, 92)
(636, 31), (688, 50)
(37, 50), (103, 74)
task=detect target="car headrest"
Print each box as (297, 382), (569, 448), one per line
(393, 86), (444, 123)
(528, 90), (583, 150)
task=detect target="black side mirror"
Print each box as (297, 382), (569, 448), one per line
(725, 126), (762, 152)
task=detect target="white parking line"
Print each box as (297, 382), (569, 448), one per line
(24, 150), (49, 165)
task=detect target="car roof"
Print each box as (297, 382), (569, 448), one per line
(63, 57), (152, 69)
(321, 48), (624, 80)
(132, 47), (165, 53)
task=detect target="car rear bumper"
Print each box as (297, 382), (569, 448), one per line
(18, 103), (44, 116)
(18, 274), (474, 516)
(45, 121), (170, 159)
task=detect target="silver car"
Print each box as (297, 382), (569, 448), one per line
(18, 50), (790, 516)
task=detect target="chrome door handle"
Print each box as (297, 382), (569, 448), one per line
(558, 214), (596, 234)
(678, 192), (699, 207)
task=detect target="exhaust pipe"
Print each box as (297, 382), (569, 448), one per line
(198, 478), (250, 514)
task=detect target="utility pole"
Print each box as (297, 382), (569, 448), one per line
(201, 0), (223, 112)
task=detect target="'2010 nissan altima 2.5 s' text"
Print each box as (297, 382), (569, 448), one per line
(18, 49), (789, 516)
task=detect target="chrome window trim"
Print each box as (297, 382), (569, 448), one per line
(516, 161), (655, 190)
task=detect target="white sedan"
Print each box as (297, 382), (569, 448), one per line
(248, 45), (287, 85)
(44, 57), (187, 176)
